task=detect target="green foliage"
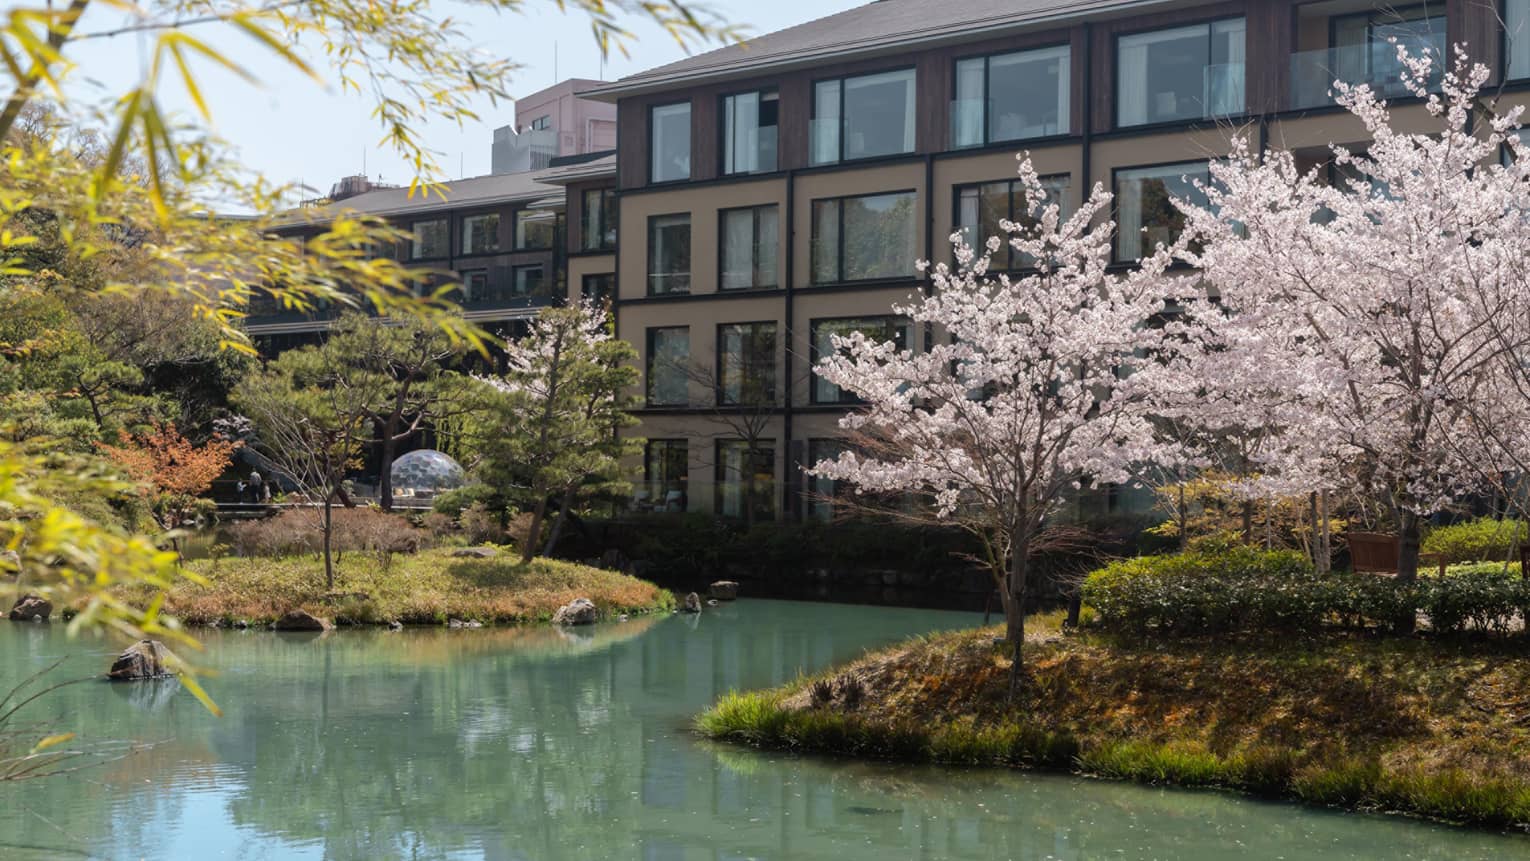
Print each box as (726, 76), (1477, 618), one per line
(1084, 546), (1530, 636)
(1422, 516), (1529, 564)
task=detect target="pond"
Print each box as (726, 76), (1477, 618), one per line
(0, 599), (1523, 860)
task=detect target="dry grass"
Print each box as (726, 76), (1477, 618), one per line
(700, 623), (1530, 830)
(145, 547), (672, 626)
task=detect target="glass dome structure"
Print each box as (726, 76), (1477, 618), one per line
(390, 449), (466, 496)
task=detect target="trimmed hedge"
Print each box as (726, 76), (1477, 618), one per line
(1083, 546), (1530, 636)
(1422, 516), (1528, 565)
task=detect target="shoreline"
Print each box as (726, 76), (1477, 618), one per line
(696, 624), (1530, 834)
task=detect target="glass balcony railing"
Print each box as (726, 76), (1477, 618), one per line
(1290, 36), (1446, 110)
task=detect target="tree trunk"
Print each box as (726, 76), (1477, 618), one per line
(378, 428), (398, 512)
(1317, 490), (1332, 575)
(322, 495), (335, 591)
(1178, 482), (1188, 552)
(521, 491), (549, 565)
(542, 488), (576, 557)
(1006, 532), (1030, 699)
(1396, 509), (1421, 634)
(1241, 500), (1254, 544)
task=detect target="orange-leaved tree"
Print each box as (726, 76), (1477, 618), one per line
(100, 421), (240, 539)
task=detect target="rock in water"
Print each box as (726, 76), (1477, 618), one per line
(708, 581), (739, 601)
(108, 640), (171, 680)
(552, 597), (597, 626)
(8, 594), (51, 622)
(273, 610), (334, 632)
(451, 547), (497, 559)
(447, 618), (483, 629)
(680, 592), (702, 613)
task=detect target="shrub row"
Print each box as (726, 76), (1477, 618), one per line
(1083, 546), (1530, 635)
(224, 508), (432, 559)
(1422, 516), (1528, 565)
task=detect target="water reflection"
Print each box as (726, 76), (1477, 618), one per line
(0, 600), (1523, 860)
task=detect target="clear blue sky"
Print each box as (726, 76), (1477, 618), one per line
(63, 0), (862, 202)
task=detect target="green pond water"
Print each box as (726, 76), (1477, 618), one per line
(0, 599), (1525, 860)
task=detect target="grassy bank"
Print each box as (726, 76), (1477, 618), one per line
(147, 547), (673, 626)
(698, 620), (1530, 831)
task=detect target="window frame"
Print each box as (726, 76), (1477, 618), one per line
(1507, 0), (1530, 81)
(719, 87), (781, 176)
(513, 208), (555, 251)
(458, 268), (489, 303)
(459, 212), (501, 256)
(581, 272), (615, 305)
(951, 173), (1072, 271)
(409, 217), (449, 261)
(951, 43), (1072, 149)
(649, 100), (693, 185)
(714, 320), (779, 407)
(1110, 159), (1213, 264)
(580, 187), (617, 252)
(642, 438), (689, 512)
(810, 66), (918, 166)
(645, 325), (690, 407)
(716, 204), (780, 292)
(511, 263), (547, 298)
(808, 315), (913, 405)
(714, 438), (776, 521)
(809, 189), (920, 285)
(646, 212), (692, 296)
(1112, 15), (1247, 130)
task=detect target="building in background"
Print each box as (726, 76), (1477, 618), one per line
(492, 79), (618, 174)
(580, 0), (1515, 524)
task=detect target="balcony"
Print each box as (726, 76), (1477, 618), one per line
(1290, 36), (1446, 110)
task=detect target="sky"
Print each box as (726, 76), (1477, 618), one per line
(62, 0), (864, 203)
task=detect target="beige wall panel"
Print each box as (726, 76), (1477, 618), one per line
(1270, 103), (1447, 153)
(618, 295), (787, 407)
(567, 253), (615, 302)
(616, 178), (786, 301)
(790, 162), (928, 289)
(621, 413), (787, 515)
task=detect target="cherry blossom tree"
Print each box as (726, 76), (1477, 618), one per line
(1162, 49), (1530, 593)
(811, 159), (1177, 692)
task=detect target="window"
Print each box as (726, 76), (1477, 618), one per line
(719, 205), (779, 290)
(1511, 0), (1530, 80)
(716, 439), (775, 521)
(458, 269), (488, 302)
(812, 69), (916, 165)
(582, 273), (614, 305)
(954, 46), (1070, 148)
(1333, 5), (1444, 94)
(954, 175), (1072, 269)
(515, 209), (554, 250)
(811, 192), (918, 284)
(1114, 161), (1211, 261)
(642, 440), (688, 512)
(717, 322), (777, 406)
(581, 188), (616, 251)
(806, 438), (851, 522)
(1117, 19), (1245, 127)
(411, 218), (448, 259)
(650, 102), (691, 183)
(511, 265), (547, 297)
(646, 326), (689, 406)
(528, 115), (551, 131)
(810, 317), (911, 404)
(647, 214), (691, 295)
(722, 90), (778, 174)
(459, 213), (499, 255)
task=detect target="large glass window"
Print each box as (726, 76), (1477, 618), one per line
(411, 218), (448, 259)
(581, 273), (614, 305)
(515, 209), (554, 249)
(458, 269), (488, 303)
(722, 90), (778, 175)
(719, 205), (779, 290)
(512, 264), (546, 297)
(646, 326), (689, 406)
(717, 322), (777, 406)
(954, 175), (1072, 270)
(811, 69), (916, 165)
(1114, 161), (1211, 261)
(580, 188), (616, 251)
(1116, 19), (1245, 127)
(806, 438), (851, 522)
(953, 46), (1070, 148)
(650, 102), (691, 183)
(1511, 0), (1530, 80)
(641, 439), (688, 512)
(647, 214), (691, 295)
(811, 192), (918, 284)
(460, 213), (500, 255)
(716, 439), (775, 521)
(810, 316), (911, 404)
